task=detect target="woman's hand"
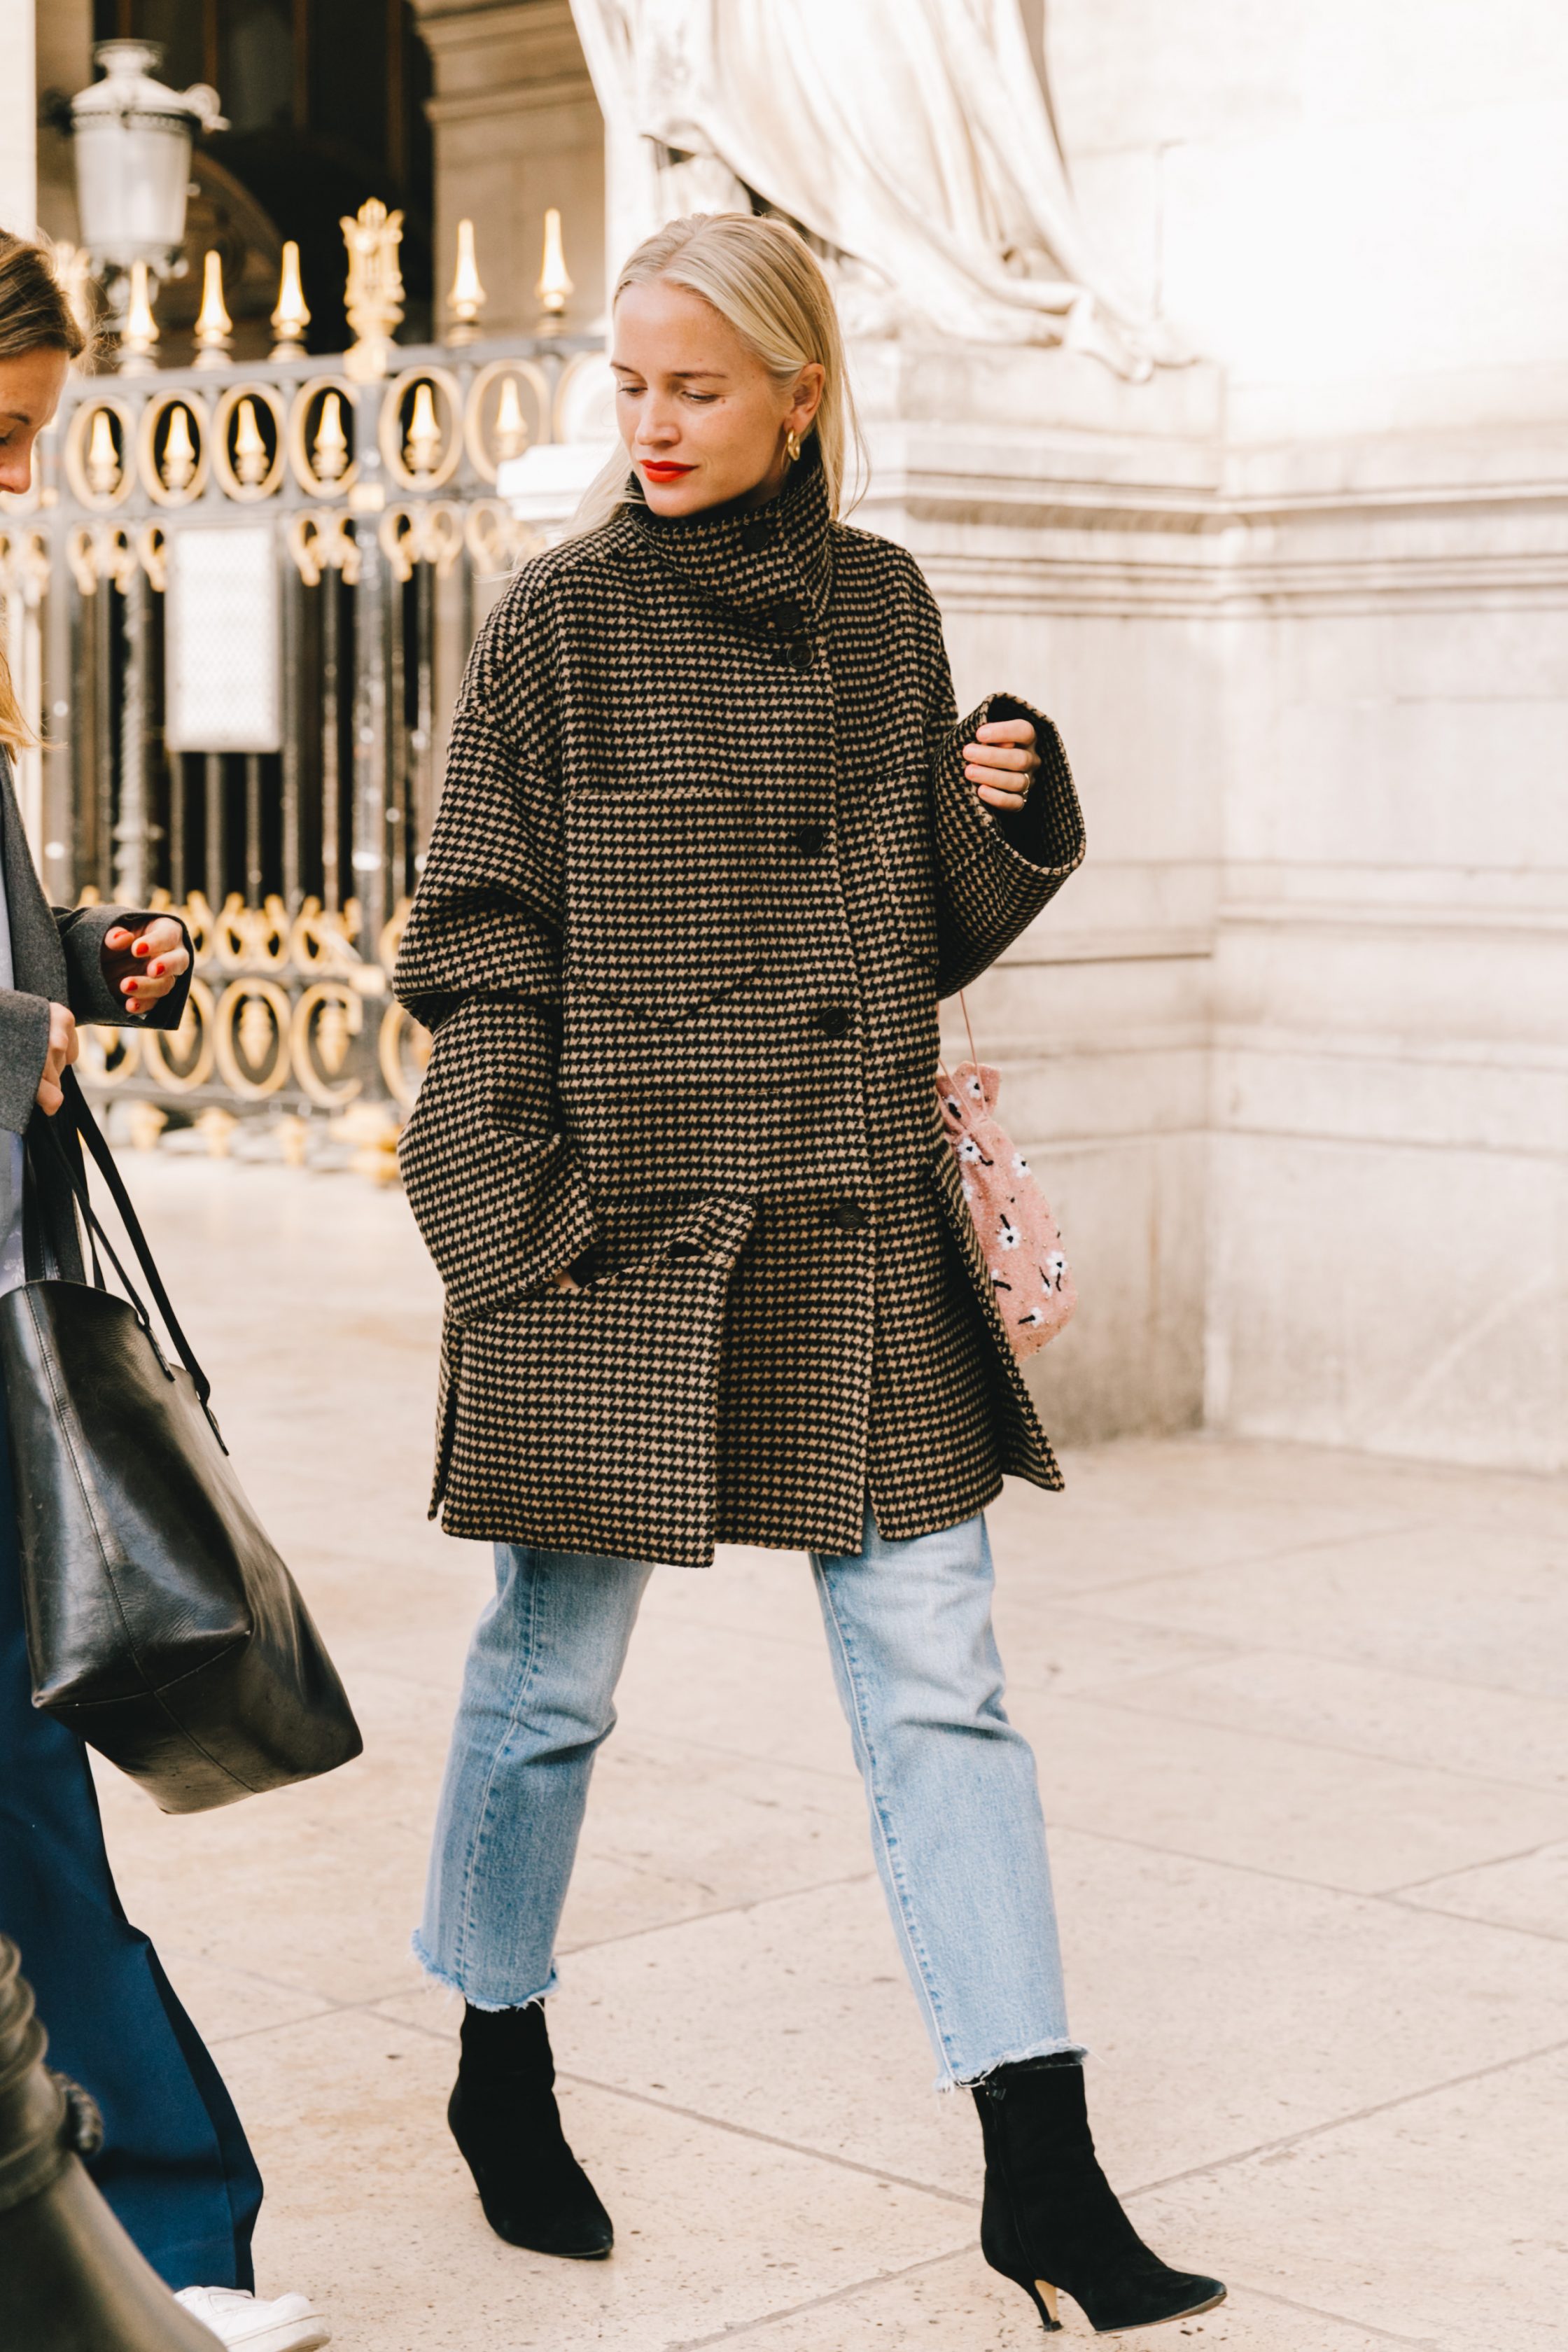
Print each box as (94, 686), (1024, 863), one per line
(102, 917), (191, 1015)
(963, 718), (1040, 813)
(36, 1003), (78, 1116)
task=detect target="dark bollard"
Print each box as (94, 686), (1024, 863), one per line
(0, 1935), (218, 2351)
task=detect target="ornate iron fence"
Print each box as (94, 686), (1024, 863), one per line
(0, 207), (603, 1166)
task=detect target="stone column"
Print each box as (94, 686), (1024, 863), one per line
(408, 0), (605, 339)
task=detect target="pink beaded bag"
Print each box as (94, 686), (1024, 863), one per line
(937, 997), (1077, 1361)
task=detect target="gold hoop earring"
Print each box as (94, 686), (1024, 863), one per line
(784, 426), (802, 465)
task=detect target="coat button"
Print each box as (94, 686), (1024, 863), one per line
(739, 517), (772, 553)
(790, 822), (826, 856)
(771, 597), (804, 634)
(830, 1200), (870, 1231)
(813, 1004), (850, 1038)
(788, 640), (813, 669)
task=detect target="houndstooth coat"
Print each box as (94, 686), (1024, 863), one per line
(394, 452), (1085, 1567)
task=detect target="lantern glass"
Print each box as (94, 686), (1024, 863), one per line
(71, 41), (225, 275)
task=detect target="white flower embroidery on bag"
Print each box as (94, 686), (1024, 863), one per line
(936, 1058), (1077, 1361)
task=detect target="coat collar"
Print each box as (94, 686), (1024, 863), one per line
(616, 444), (833, 637)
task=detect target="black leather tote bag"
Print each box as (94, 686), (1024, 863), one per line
(0, 1072), (362, 1814)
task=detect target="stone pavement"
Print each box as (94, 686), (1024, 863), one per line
(90, 1154), (1567, 2351)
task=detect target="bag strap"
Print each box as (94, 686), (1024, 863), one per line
(38, 1070), (215, 1408)
(937, 988), (982, 1097)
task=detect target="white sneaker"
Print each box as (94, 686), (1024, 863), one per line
(174, 2286), (330, 2352)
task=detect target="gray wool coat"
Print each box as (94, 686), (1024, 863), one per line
(396, 454), (1086, 1568)
(0, 751), (192, 1284)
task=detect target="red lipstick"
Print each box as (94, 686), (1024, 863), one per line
(641, 461), (695, 482)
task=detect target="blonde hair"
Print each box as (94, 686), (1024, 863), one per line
(571, 211), (865, 538)
(0, 233), (85, 751)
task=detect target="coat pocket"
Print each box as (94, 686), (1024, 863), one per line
(566, 783), (760, 1023)
(869, 778), (939, 977)
(440, 1196), (757, 1566)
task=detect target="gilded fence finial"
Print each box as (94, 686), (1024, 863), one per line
(536, 208), (573, 332)
(405, 382), (441, 479)
(118, 258), (159, 375)
(160, 404), (197, 491)
(192, 251), (232, 368)
(270, 240), (311, 360)
(445, 218), (486, 346)
(314, 391), (349, 482)
(342, 199), (405, 382)
(85, 410), (121, 498)
(233, 398), (270, 487)
(493, 376), (528, 461)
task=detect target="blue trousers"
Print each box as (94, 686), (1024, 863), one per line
(0, 1382), (261, 2292)
(417, 1507), (1083, 2089)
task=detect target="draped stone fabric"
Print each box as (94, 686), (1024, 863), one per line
(394, 455), (1086, 1567)
(568, 0), (1175, 373)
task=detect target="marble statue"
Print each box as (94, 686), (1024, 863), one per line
(568, 0), (1181, 377)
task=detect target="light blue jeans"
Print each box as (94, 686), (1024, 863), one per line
(414, 1507), (1081, 2087)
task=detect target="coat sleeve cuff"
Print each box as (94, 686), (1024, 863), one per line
(56, 906), (195, 1030)
(945, 694), (1085, 880)
(0, 990), (52, 1134)
(931, 694), (1086, 999)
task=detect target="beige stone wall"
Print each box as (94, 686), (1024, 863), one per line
(1035, 0), (1568, 1466)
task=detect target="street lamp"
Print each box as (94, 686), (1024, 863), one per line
(70, 41), (225, 285)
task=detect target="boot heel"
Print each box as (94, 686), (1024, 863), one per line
(1023, 2278), (1061, 2333)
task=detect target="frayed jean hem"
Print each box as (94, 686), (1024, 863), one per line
(939, 2033), (1089, 2095)
(410, 1932), (558, 2012)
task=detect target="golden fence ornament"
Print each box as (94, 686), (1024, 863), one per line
(286, 509), (360, 587)
(536, 208), (573, 331)
(139, 976), (217, 1093)
(139, 390), (210, 507)
(286, 379), (357, 499)
(379, 366), (462, 493)
(342, 199), (405, 382)
(192, 251), (233, 370)
(270, 241), (311, 360)
(213, 977), (293, 1099)
(64, 398), (134, 511)
(463, 359), (551, 484)
(211, 383), (286, 502)
(118, 260), (160, 376)
(379, 503), (465, 583)
(290, 981), (365, 1110)
(445, 219), (486, 348)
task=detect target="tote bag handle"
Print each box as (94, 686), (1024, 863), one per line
(35, 1069), (217, 1413)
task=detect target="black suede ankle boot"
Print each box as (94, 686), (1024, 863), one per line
(973, 2059), (1224, 2334)
(447, 2001), (613, 2259)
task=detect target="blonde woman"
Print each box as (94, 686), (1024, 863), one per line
(0, 234), (328, 2352)
(396, 212), (1223, 2337)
